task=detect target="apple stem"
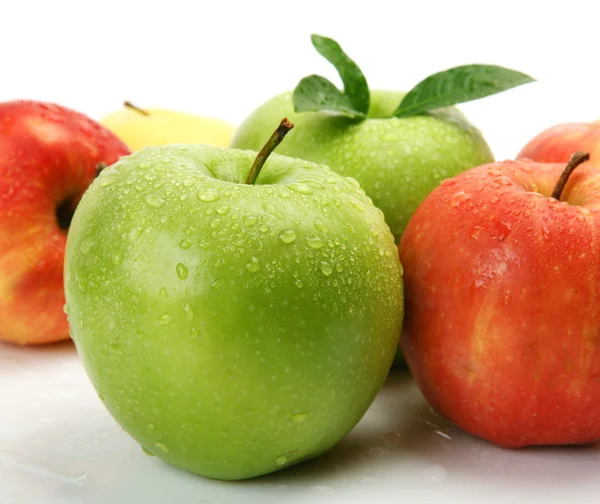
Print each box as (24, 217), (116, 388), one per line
(124, 101), (150, 116)
(245, 118), (294, 185)
(95, 162), (108, 179)
(551, 152), (590, 200)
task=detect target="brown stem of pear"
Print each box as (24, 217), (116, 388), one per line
(124, 101), (150, 116)
(245, 118), (294, 185)
(551, 152), (590, 200)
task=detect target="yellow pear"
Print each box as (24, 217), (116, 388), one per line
(101, 102), (236, 151)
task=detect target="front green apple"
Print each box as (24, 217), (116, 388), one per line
(64, 143), (403, 480)
(231, 90), (493, 242)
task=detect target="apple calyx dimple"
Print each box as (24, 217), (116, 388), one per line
(124, 101), (150, 116)
(244, 118), (294, 185)
(551, 151), (590, 201)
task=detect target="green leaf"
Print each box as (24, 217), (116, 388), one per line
(293, 34), (369, 118)
(394, 64), (535, 118)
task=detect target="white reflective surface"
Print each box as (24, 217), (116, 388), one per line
(1, 342), (598, 504)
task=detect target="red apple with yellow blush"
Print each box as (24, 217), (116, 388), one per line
(0, 101), (129, 345)
(399, 152), (600, 448)
(518, 121), (600, 164)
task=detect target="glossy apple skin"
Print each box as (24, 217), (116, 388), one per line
(64, 145), (404, 480)
(0, 101), (129, 345)
(101, 107), (236, 151)
(399, 159), (600, 448)
(517, 122), (600, 164)
(231, 90), (493, 243)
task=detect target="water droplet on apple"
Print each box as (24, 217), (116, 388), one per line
(63, 304), (70, 315)
(197, 189), (220, 202)
(178, 238), (193, 250)
(259, 224), (269, 233)
(490, 196), (500, 204)
(348, 198), (365, 212)
(112, 253), (122, 265)
(288, 183), (313, 195)
(550, 203), (567, 212)
(275, 456), (287, 466)
(158, 313), (173, 325)
(313, 218), (328, 233)
(450, 191), (473, 208)
(295, 279), (303, 289)
(335, 263), (344, 273)
(541, 226), (551, 240)
(320, 261), (333, 276)
(244, 215), (259, 227)
(129, 228), (143, 241)
(216, 205), (230, 215)
(141, 447), (155, 457)
(143, 172), (157, 181)
(159, 287), (168, 298)
(145, 194), (165, 208)
(176, 263), (188, 280)
(291, 412), (308, 424)
(504, 292), (511, 305)
(279, 229), (297, 244)
(182, 304), (194, 321)
(154, 442), (169, 453)
(246, 257), (261, 272)
(262, 202), (283, 219)
(100, 175), (119, 187)
(306, 235), (325, 249)
(325, 176), (337, 184)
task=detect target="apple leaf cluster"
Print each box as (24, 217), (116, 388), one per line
(293, 34), (535, 119)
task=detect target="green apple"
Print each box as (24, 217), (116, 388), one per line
(231, 35), (534, 243)
(64, 120), (404, 480)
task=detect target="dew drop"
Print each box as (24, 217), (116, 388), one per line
(541, 226), (551, 240)
(276, 456), (287, 466)
(62, 304), (70, 315)
(279, 229), (297, 244)
(291, 412), (308, 424)
(262, 202), (283, 219)
(320, 261), (333, 276)
(197, 189), (220, 202)
(313, 218), (328, 233)
(128, 228), (143, 241)
(259, 224), (270, 233)
(112, 253), (122, 265)
(145, 194), (165, 208)
(182, 304), (194, 321)
(306, 235), (325, 249)
(450, 191), (473, 208)
(490, 196), (500, 204)
(216, 205), (230, 215)
(246, 256), (261, 272)
(348, 198), (365, 212)
(295, 279), (303, 289)
(154, 442), (169, 453)
(178, 238), (193, 250)
(335, 263), (344, 273)
(244, 215), (259, 227)
(143, 172), (157, 181)
(141, 447), (155, 457)
(176, 263), (188, 280)
(288, 182), (313, 195)
(158, 313), (173, 326)
(159, 287), (168, 298)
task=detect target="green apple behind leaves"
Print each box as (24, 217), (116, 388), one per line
(231, 35), (535, 242)
(64, 122), (403, 481)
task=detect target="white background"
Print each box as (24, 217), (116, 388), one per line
(1, 2), (599, 503)
(1, 0), (597, 160)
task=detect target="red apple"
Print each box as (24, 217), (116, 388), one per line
(399, 153), (600, 448)
(517, 121), (600, 164)
(0, 101), (129, 345)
